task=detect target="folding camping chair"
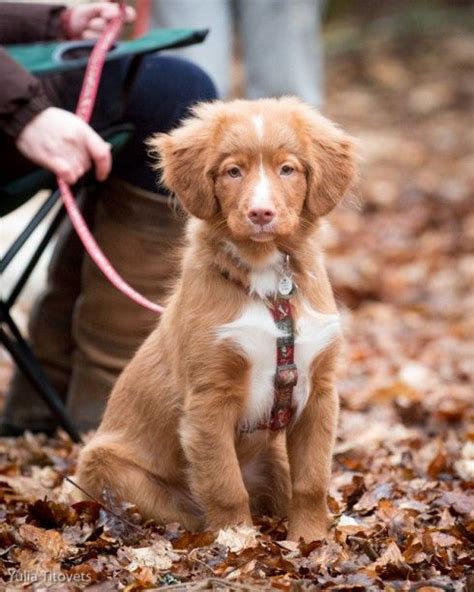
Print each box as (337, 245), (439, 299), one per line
(0, 28), (207, 442)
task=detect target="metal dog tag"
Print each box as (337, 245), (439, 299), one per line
(278, 275), (294, 297)
(278, 253), (296, 298)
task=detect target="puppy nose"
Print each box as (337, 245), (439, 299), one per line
(248, 207), (275, 226)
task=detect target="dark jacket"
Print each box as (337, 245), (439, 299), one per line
(0, 2), (65, 138)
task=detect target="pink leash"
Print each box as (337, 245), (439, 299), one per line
(57, 4), (164, 315)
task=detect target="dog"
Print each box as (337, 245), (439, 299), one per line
(75, 97), (356, 542)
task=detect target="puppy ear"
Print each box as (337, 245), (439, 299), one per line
(148, 116), (218, 220)
(303, 110), (356, 217)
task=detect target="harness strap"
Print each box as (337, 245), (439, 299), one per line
(258, 297), (298, 431)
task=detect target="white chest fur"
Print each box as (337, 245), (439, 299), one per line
(216, 298), (340, 430)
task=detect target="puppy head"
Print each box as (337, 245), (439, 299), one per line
(150, 98), (355, 243)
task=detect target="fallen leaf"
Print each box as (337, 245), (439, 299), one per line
(120, 540), (180, 572)
(216, 524), (259, 553)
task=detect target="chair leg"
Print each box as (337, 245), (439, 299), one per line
(0, 325), (82, 444)
(0, 188), (86, 443)
(6, 205), (66, 309)
(0, 190), (60, 274)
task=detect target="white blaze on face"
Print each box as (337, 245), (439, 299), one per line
(250, 160), (273, 211)
(248, 115), (275, 214)
(252, 115), (264, 141)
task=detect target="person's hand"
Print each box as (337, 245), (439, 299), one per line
(16, 108), (112, 185)
(62, 2), (136, 40)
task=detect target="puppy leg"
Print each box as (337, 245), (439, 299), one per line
(245, 436), (291, 517)
(265, 436), (292, 516)
(286, 358), (339, 542)
(76, 442), (202, 531)
(180, 394), (253, 531)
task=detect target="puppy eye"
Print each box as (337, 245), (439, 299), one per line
(227, 166), (242, 178)
(280, 164), (294, 176)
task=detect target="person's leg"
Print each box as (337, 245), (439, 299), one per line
(150, 0), (233, 99)
(66, 55), (217, 430)
(239, 0), (325, 106)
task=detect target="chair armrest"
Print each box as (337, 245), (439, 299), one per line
(5, 28), (208, 76)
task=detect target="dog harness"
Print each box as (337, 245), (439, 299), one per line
(222, 254), (298, 431)
(259, 295), (298, 430)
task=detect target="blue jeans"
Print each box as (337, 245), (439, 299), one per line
(96, 53), (217, 192)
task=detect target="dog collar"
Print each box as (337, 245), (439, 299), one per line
(220, 253), (298, 431)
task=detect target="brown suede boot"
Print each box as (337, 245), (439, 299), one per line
(2, 179), (184, 434)
(66, 179), (185, 431)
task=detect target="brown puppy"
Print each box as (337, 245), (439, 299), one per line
(76, 97), (356, 542)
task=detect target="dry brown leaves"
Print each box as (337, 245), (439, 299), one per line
(0, 14), (473, 592)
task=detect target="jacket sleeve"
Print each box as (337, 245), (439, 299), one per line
(0, 3), (65, 44)
(0, 49), (52, 138)
(0, 3), (66, 138)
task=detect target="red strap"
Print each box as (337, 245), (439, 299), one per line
(57, 2), (164, 315)
(259, 296), (298, 431)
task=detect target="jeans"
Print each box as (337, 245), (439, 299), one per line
(96, 53), (217, 192)
(152, 0), (324, 105)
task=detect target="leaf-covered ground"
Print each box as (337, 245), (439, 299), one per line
(1, 14), (473, 592)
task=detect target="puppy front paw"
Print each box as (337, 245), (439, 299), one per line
(287, 489), (333, 542)
(206, 503), (253, 532)
(287, 518), (328, 543)
(287, 507), (333, 543)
